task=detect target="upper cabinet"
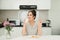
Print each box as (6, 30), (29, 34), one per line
(19, 0), (51, 10)
(0, 0), (51, 10)
(0, 0), (20, 10)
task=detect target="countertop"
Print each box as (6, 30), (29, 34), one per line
(0, 35), (60, 40)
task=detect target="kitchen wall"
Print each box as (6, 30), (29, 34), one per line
(0, 10), (48, 23)
(49, 0), (60, 35)
(0, 11), (4, 22)
(39, 10), (48, 23)
(0, 10), (19, 21)
(0, 11), (1, 17)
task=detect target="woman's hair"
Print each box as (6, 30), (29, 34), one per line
(29, 10), (36, 19)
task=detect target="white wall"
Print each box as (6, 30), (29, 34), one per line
(0, 11), (4, 22)
(0, 10), (19, 20)
(0, 11), (1, 17)
(18, 10), (48, 23)
(0, 10), (48, 23)
(39, 10), (48, 23)
(49, 0), (60, 35)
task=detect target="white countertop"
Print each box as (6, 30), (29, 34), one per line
(0, 35), (60, 40)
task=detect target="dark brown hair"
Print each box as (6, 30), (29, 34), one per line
(29, 10), (36, 19)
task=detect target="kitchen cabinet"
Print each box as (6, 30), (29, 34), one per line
(42, 27), (51, 35)
(0, 28), (5, 36)
(0, 0), (19, 10)
(0, 0), (51, 10)
(19, 0), (51, 10)
(37, 0), (51, 10)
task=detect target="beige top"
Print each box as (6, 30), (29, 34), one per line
(26, 21), (38, 35)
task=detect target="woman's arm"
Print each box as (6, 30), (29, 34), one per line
(37, 19), (42, 35)
(22, 20), (27, 35)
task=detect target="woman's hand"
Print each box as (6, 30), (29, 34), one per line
(24, 19), (28, 24)
(37, 19), (42, 35)
(38, 19), (42, 25)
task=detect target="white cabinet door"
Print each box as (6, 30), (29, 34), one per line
(42, 27), (51, 35)
(36, 0), (51, 10)
(0, 0), (51, 10)
(19, 0), (36, 5)
(0, 0), (19, 10)
(0, 28), (5, 36)
(19, 0), (51, 10)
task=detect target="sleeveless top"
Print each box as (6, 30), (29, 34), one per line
(26, 21), (38, 35)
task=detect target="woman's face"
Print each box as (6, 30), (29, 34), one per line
(28, 12), (35, 21)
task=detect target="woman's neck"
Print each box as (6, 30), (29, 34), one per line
(29, 20), (35, 27)
(29, 20), (34, 23)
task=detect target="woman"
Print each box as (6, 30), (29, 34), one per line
(22, 10), (42, 35)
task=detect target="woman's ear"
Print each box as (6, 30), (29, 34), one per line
(34, 16), (36, 19)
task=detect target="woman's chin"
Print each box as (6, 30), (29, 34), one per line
(29, 20), (32, 21)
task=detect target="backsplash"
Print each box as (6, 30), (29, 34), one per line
(0, 10), (48, 23)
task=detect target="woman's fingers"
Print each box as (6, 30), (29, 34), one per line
(38, 19), (42, 24)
